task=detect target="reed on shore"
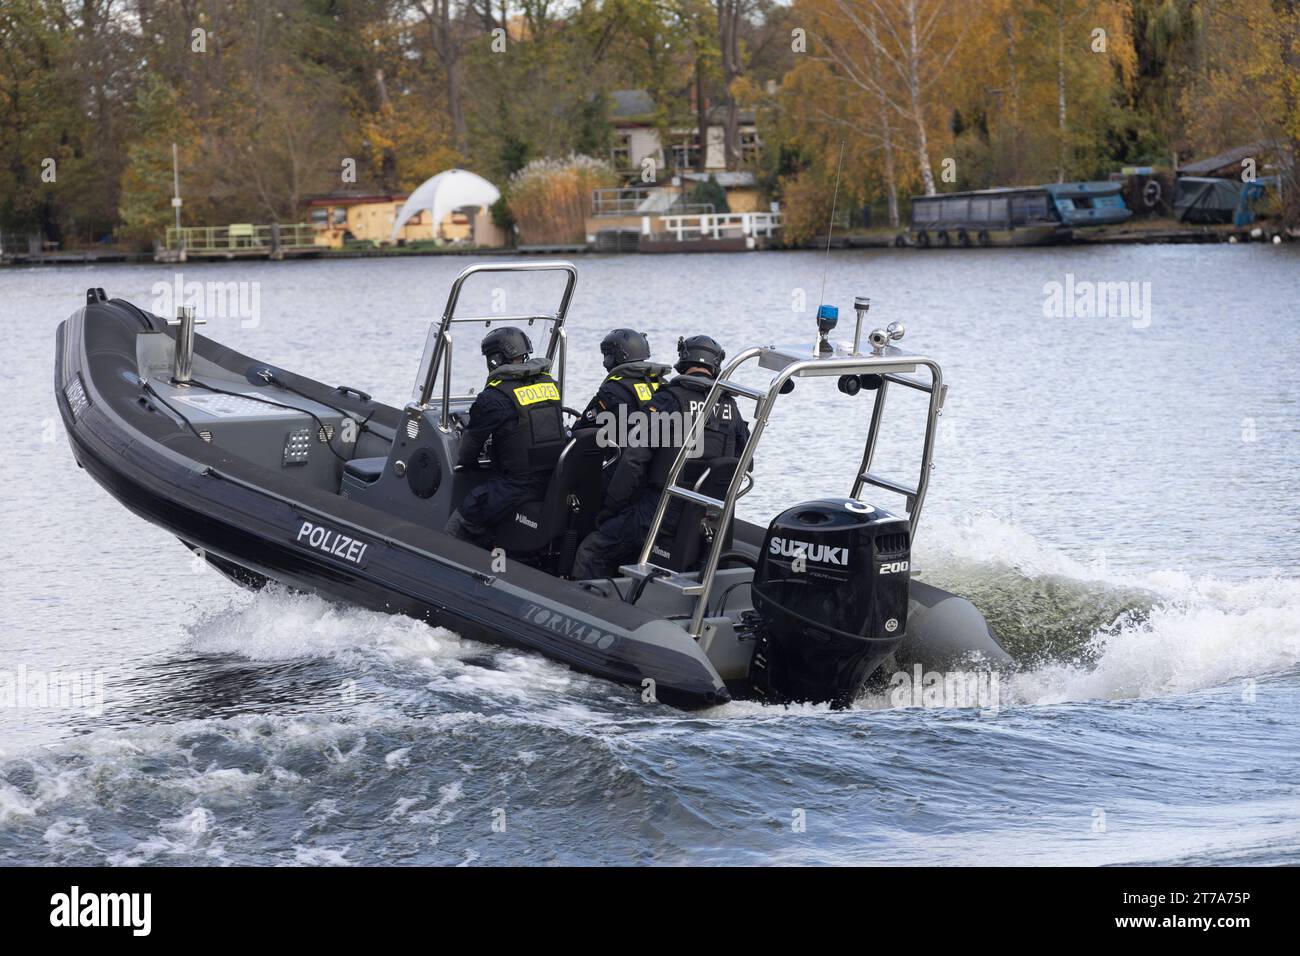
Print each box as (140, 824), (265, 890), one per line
(508, 155), (619, 246)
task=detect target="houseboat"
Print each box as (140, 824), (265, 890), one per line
(906, 181), (1133, 247)
(1042, 181), (1132, 227)
(907, 187), (1070, 247)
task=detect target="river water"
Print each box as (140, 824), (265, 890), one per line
(1, 244), (1297, 865)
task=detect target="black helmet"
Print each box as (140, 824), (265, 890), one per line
(481, 326), (532, 371)
(675, 334), (725, 376)
(600, 328), (651, 371)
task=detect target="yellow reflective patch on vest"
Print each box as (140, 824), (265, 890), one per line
(634, 382), (652, 401)
(512, 381), (560, 406)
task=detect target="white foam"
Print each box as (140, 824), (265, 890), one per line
(924, 511), (1100, 580)
(185, 587), (606, 712)
(387, 796), (422, 821)
(0, 783), (38, 824)
(42, 816), (93, 852)
(1009, 579), (1300, 703)
(187, 587), (468, 662)
(181, 523), (1299, 711)
(104, 839), (169, 866)
(406, 779), (464, 828)
(107, 821), (215, 866)
(306, 798), (342, 823)
(929, 514), (1300, 703)
(0, 712), (431, 837)
(175, 767), (261, 797)
(163, 807), (214, 836)
(293, 845), (353, 866)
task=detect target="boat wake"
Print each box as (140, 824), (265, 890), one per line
(2, 516), (1296, 866)
(182, 585), (621, 721)
(919, 513), (1300, 705)
(167, 512), (1300, 715)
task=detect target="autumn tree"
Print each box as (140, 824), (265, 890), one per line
(798, 0), (968, 196)
(946, 0), (1135, 186)
(406, 0), (473, 155)
(6, 0), (1297, 245)
(1, 0), (136, 246)
(1180, 0), (1300, 223)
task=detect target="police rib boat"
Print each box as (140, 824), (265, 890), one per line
(55, 261), (1008, 708)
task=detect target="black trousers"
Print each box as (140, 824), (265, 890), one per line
(571, 490), (662, 581)
(445, 474), (549, 548)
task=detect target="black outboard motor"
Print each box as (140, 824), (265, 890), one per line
(750, 497), (911, 706)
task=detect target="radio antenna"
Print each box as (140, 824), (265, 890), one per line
(818, 140), (846, 309)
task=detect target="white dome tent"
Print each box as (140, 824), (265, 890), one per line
(390, 168), (502, 245)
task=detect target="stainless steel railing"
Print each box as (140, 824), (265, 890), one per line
(407, 261), (578, 430)
(627, 343), (946, 639)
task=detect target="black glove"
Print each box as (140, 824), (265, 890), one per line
(595, 507), (619, 527)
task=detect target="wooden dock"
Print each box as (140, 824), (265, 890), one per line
(1, 249), (154, 266)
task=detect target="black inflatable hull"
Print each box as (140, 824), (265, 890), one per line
(55, 300), (731, 707)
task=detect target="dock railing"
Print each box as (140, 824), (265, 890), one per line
(592, 187), (716, 218)
(165, 223), (318, 254)
(654, 211), (782, 241)
(592, 187), (655, 216)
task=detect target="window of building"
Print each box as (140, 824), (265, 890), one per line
(611, 132), (632, 169)
(672, 135), (701, 171)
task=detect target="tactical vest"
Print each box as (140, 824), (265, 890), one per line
(484, 371), (566, 476)
(648, 375), (744, 486)
(604, 368), (662, 410)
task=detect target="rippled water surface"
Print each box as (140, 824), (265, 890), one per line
(1, 245), (1297, 864)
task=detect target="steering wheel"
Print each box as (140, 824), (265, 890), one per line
(562, 406), (583, 420)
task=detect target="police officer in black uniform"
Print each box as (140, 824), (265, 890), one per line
(445, 327), (566, 548)
(574, 329), (671, 432)
(571, 334), (749, 580)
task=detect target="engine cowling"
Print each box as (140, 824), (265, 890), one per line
(750, 497), (910, 706)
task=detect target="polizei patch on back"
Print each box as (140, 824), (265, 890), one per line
(512, 381), (560, 405)
(295, 519), (371, 567)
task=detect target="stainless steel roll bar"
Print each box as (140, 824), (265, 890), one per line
(407, 261), (578, 430)
(623, 341), (947, 640)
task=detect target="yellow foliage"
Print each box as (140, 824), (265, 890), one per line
(1182, 0), (1300, 156)
(784, 0), (1140, 203)
(360, 97), (461, 191)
